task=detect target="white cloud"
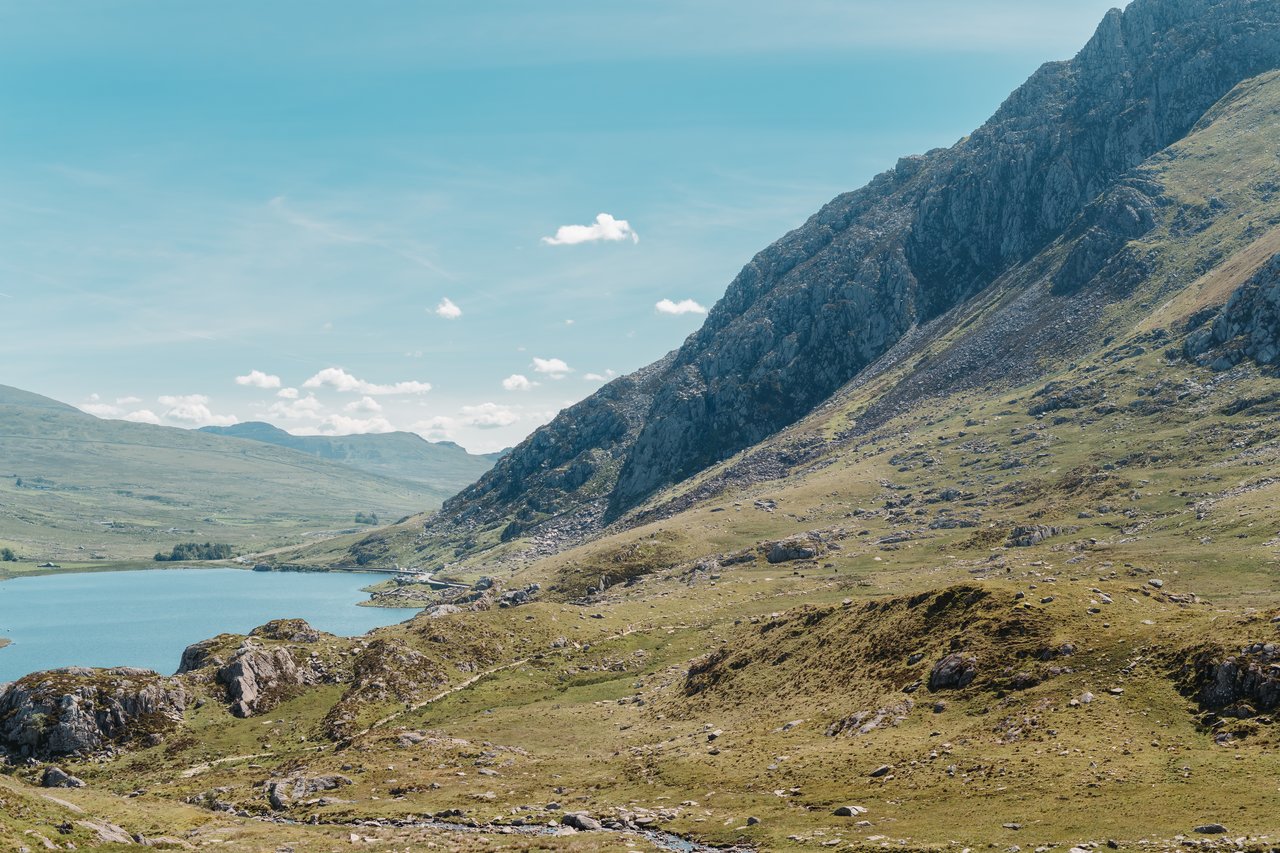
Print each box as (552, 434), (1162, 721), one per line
(277, 387), (300, 399)
(234, 369), (282, 389)
(344, 396), (383, 414)
(413, 416), (456, 441)
(302, 367), (432, 395)
(116, 395), (142, 405)
(502, 373), (537, 392)
(459, 402), (520, 429)
(584, 369), (617, 382)
(306, 414), (395, 435)
(269, 394), (324, 421)
(157, 394), (238, 427)
(541, 213), (639, 246)
(434, 297), (462, 319)
(655, 298), (708, 316)
(532, 357), (573, 379)
(122, 409), (162, 425)
(81, 401), (121, 417)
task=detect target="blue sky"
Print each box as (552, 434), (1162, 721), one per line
(0, 0), (1123, 452)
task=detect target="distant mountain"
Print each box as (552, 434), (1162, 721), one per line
(198, 422), (494, 492)
(0, 386), (470, 561)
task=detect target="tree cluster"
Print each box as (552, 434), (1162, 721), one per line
(154, 542), (234, 562)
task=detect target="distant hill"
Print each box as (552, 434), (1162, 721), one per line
(198, 422), (495, 491)
(0, 385), (477, 562)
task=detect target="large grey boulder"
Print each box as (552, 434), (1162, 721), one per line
(266, 773), (353, 809)
(766, 539), (818, 564)
(928, 654), (979, 692)
(0, 667), (187, 758)
(41, 766), (85, 788)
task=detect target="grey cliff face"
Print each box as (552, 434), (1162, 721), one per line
(0, 667), (187, 759)
(422, 0), (1280, 550)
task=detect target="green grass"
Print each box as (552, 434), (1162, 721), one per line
(0, 385), (462, 562)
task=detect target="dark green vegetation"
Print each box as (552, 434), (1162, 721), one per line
(0, 385), (494, 564)
(153, 542), (235, 562)
(7, 1), (1280, 850)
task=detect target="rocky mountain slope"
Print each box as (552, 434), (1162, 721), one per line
(199, 421), (497, 493)
(372, 0), (1280, 572)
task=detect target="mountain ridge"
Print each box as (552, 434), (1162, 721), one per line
(198, 421), (497, 490)
(381, 0), (1280, 568)
(0, 384), (483, 561)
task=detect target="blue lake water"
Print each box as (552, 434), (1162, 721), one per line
(0, 568), (421, 682)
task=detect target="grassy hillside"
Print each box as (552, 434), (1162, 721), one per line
(0, 385), (452, 563)
(200, 422), (495, 492)
(39, 69), (1273, 851)
(11, 32), (1280, 853)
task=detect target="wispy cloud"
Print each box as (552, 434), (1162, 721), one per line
(531, 357), (573, 379)
(277, 387), (300, 399)
(542, 213), (639, 246)
(434, 296), (462, 319)
(584, 369), (617, 382)
(459, 402), (520, 429)
(302, 367), (432, 395)
(656, 298), (708, 316)
(268, 196), (454, 280)
(502, 373), (536, 391)
(235, 369), (282, 389)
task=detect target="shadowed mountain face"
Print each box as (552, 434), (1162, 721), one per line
(410, 0), (1280, 559)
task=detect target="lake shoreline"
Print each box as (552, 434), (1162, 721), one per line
(0, 568), (421, 681)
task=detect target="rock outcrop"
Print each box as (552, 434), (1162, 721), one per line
(1185, 252), (1280, 369)
(216, 644), (320, 718)
(928, 654), (979, 691)
(1182, 642), (1280, 717)
(409, 0), (1280, 562)
(265, 773), (353, 810)
(0, 667), (187, 758)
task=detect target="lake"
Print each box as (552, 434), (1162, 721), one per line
(0, 568), (421, 682)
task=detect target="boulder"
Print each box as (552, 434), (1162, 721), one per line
(41, 766), (85, 788)
(766, 540), (818, 564)
(266, 773), (353, 810)
(928, 654), (979, 691)
(833, 805), (868, 817)
(497, 584), (541, 608)
(561, 812), (603, 832)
